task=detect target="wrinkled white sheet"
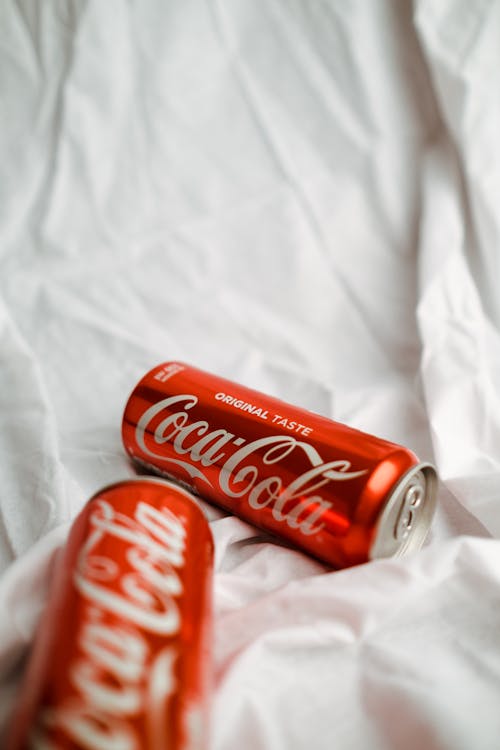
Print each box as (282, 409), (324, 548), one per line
(1, 0), (499, 747)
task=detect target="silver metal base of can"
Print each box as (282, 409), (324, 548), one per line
(370, 463), (438, 560)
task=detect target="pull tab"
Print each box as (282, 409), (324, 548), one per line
(394, 475), (425, 542)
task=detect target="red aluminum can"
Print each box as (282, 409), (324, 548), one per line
(6, 478), (213, 750)
(122, 363), (437, 569)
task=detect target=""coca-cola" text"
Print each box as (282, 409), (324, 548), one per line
(134, 394), (367, 536)
(33, 497), (187, 750)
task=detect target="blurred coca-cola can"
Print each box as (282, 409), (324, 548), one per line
(7, 478), (213, 750)
(122, 362), (437, 569)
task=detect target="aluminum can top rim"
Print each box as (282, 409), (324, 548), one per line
(370, 462), (437, 560)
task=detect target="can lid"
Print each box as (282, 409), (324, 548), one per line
(369, 463), (438, 560)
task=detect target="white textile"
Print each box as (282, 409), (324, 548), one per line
(0, 1), (499, 747)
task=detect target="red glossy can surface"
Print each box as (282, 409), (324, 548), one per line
(122, 363), (437, 569)
(7, 478), (213, 750)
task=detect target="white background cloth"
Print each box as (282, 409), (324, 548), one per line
(1, 0), (500, 747)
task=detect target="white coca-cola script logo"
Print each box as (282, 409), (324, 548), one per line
(135, 394), (367, 536)
(33, 498), (187, 750)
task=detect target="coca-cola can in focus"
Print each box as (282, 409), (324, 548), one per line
(6, 478), (213, 750)
(122, 362), (437, 568)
